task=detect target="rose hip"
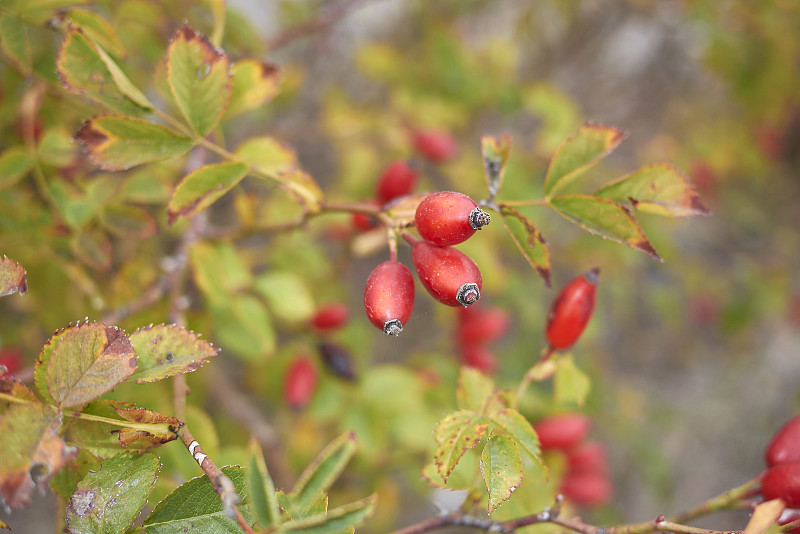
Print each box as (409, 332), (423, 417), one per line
(415, 191), (490, 247)
(761, 461), (800, 507)
(284, 356), (317, 410)
(413, 130), (458, 163)
(767, 416), (800, 467)
(376, 160), (419, 204)
(411, 240), (482, 307)
(545, 268), (599, 351)
(310, 302), (349, 333)
(534, 413), (591, 451)
(364, 261), (415, 336)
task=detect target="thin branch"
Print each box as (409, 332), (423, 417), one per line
(267, 0), (375, 51)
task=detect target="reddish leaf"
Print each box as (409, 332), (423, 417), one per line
(112, 406), (182, 446)
(128, 324), (219, 384)
(0, 256), (27, 297)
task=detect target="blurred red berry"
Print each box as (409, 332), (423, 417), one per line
(560, 469), (613, 507)
(545, 269), (599, 351)
(688, 292), (720, 326)
(310, 302), (349, 333)
(364, 261), (415, 336)
(376, 160), (419, 204)
(567, 441), (609, 475)
(756, 124), (785, 162)
(0, 347), (23, 377)
(690, 160), (716, 198)
(415, 191), (490, 247)
(352, 201), (381, 232)
(761, 461), (800, 507)
(460, 345), (497, 374)
(284, 356), (317, 410)
(411, 241), (482, 307)
(413, 130), (458, 163)
(457, 305), (511, 346)
(534, 413), (591, 451)
(318, 341), (357, 381)
(766, 416), (800, 467)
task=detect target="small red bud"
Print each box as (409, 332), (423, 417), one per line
(413, 130), (458, 163)
(534, 413), (591, 451)
(310, 302), (349, 333)
(545, 268), (600, 351)
(376, 160), (419, 204)
(364, 261), (415, 336)
(761, 461), (800, 507)
(411, 241), (482, 307)
(284, 356), (317, 410)
(766, 416), (800, 467)
(415, 191), (490, 247)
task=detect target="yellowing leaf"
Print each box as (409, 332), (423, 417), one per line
(235, 136), (298, 176)
(34, 322), (137, 409)
(0, 256), (27, 297)
(226, 60), (280, 119)
(292, 431), (358, 509)
(499, 205), (551, 287)
(63, 8), (126, 58)
(742, 499), (785, 534)
(112, 407), (181, 446)
(168, 162), (249, 224)
(544, 124), (626, 197)
(166, 24), (232, 137)
(128, 324), (219, 384)
(595, 163), (711, 218)
(433, 411), (488, 481)
(100, 204), (158, 239)
(549, 194), (661, 261)
(489, 409), (543, 469)
(481, 135), (511, 199)
(0, 146), (33, 191)
(456, 367), (497, 413)
(481, 434), (522, 514)
(554, 354), (591, 408)
(76, 115), (193, 171)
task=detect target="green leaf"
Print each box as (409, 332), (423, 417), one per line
(544, 124), (626, 197)
(595, 163), (711, 218)
(166, 24), (232, 137)
(489, 409), (543, 468)
(499, 205), (552, 288)
(0, 379), (37, 414)
(253, 271), (315, 324)
(0, 256), (28, 297)
(144, 466), (250, 534)
(201, 0), (226, 46)
(283, 494), (377, 534)
(456, 367), (496, 413)
(248, 439), (280, 529)
(34, 322), (137, 409)
(225, 60), (280, 119)
(167, 162), (249, 224)
(15, 0), (90, 25)
(62, 400), (157, 457)
(549, 194), (661, 260)
(76, 115), (193, 171)
(70, 227), (113, 271)
(92, 38), (154, 111)
(210, 294), (275, 361)
(49, 448), (101, 499)
(0, 402), (76, 509)
(128, 324), (219, 384)
(57, 28), (147, 116)
(64, 8), (126, 58)
(66, 452), (160, 534)
(0, 146), (33, 191)
(481, 434), (522, 514)
(292, 431), (358, 509)
(235, 136), (298, 175)
(481, 134), (511, 199)
(554, 354), (591, 408)
(37, 127), (78, 167)
(277, 491), (328, 521)
(189, 241), (253, 305)
(0, 16), (32, 75)
(432, 411), (488, 481)
(100, 204), (158, 239)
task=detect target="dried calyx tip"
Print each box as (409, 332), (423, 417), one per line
(468, 207), (491, 230)
(457, 283), (480, 307)
(583, 267), (600, 285)
(383, 319), (403, 336)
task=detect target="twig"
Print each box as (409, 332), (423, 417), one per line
(267, 0), (375, 51)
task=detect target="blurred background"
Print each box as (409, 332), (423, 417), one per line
(2, 0), (800, 532)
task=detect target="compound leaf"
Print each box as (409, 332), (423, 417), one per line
(489, 409), (543, 469)
(433, 411), (487, 481)
(225, 60), (280, 119)
(499, 205), (551, 287)
(168, 162), (249, 225)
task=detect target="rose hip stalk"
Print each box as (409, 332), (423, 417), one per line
(364, 261), (415, 336)
(415, 191), (490, 247)
(545, 268), (600, 351)
(408, 237), (482, 307)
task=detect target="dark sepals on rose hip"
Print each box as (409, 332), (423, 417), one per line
(318, 341), (357, 381)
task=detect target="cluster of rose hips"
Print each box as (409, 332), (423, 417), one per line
(454, 304), (511, 373)
(534, 413), (612, 507)
(761, 415), (800, 515)
(364, 191), (491, 336)
(283, 302), (356, 410)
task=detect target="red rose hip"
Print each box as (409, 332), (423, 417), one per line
(456, 305), (510, 346)
(415, 191), (490, 247)
(534, 413), (591, 451)
(376, 160), (419, 204)
(762, 461), (800, 507)
(413, 130), (458, 163)
(411, 240), (482, 307)
(460, 345), (498, 374)
(766, 416), (800, 467)
(560, 469), (612, 507)
(364, 261), (415, 336)
(310, 302), (349, 333)
(284, 356), (317, 410)
(545, 268), (600, 351)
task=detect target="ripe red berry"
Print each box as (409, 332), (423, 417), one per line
(376, 160), (419, 205)
(413, 130), (458, 163)
(284, 356), (317, 410)
(766, 416), (800, 467)
(761, 461), (800, 507)
(352, 201), (381, 232)
(456, 305), (510, 346)
(560, 469), (613, 507)
(0, 347), (23, 378)
(364, 261), (415, 336)
(460, 345), (498, 374)
(415, 192), (490, 247)
(534, 413), (591, 451)
(310, 302), (349, 333)
(567, 441), (609, 475)
(545, 268), (600, 351)
(411, 240), (482, 307)
(318, 341), (357, 381)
